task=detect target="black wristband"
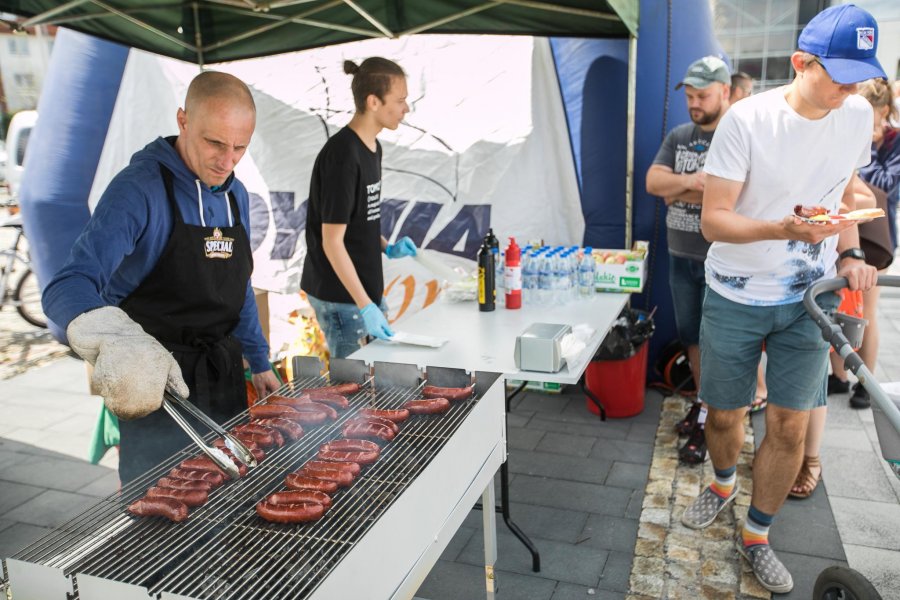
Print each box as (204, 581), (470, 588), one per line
(838, 247), (865, 261)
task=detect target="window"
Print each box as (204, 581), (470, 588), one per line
(7, 37), (29, 56)
(13, 73), (35, 89)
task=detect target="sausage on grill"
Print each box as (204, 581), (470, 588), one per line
(309, 393), (350, 411)
(168, 468), (226, 488)
(422, 385), (474, 401)
(212, 438), (266, 462)
(233, 431), (277, 449)
(403, 398), (451, 415)
(305, 459), (361, 477)
(252, 418), (304, 442)
(359, 408), (410, 423)
(234, 423), (285, 447)
(256, 500), (325, 523)
(249, 404), (301, 421)
(321, 439), (380, 453)
(318, 448), (379, 465)
(128, 497), (189, 522)
(146, 486), (208, 507)
(304, 382), (361, 396)
(266, 489), (332, 509)
(341, 420), (396, 443)
(284, 473), (340, 493)
(157, 477), (214, 492)
(345, 415), (399, 435)
(293, 466), (354, 487)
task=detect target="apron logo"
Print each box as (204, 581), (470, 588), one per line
(204, 227), (234, 259)
(857, 27), (874, 50)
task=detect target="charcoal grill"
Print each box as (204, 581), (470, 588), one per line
(1, 357), (506, 600)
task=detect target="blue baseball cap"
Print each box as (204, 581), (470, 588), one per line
(798, 4), (887, 84)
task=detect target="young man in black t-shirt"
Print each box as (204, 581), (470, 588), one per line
(301, 57), (416, 358)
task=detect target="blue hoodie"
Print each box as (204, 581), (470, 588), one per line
(42, 137), (269, 373)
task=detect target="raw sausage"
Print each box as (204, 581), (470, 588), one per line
(234, 423), (285, 447)
(256, 500), (325, 523)
(146, 486), (208, 507)
(304, 382), (361, 395)
(305, 459), (361, 476)
(168, 468), (226, 488)
(345, 415), (399, 435)
(422, 385), (474, 401)
(341, 420), (395, 443)
(266, 489), (332, 508)
(318, 448), (379, 465)
(252, 418), (304, 441)
(294, 466), (354, 487)
(403, 398), (451, 415)
(285, 473), (340, 493)
(157, 477), (214, 492)
(321, 439), (380, 453)
(127, 497), (189, 522)
(359, 407), (410, 423)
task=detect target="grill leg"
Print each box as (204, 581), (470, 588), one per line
(482, 479), (498, 599)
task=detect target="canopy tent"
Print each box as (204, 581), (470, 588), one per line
(0, 0), (637, 65)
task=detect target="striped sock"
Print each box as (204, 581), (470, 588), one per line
(709, 465), (736, 500)
(742, 505), (774, 548)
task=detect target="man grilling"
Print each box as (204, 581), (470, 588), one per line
(42, 71), (279, 484)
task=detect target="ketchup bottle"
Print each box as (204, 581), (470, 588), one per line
(504, 237), (522, 309)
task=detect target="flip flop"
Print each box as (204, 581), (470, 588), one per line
(750, 395), (767, 413)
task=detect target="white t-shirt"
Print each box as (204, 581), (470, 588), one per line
(703, 87), (872, 306)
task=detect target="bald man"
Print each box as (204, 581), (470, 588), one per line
(44, 71), (279, 484)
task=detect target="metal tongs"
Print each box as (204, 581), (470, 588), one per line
(162, 388), (257, 479)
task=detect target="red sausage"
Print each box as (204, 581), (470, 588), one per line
(304, 382), (361, 395)
(146, 486), (208, 508)
(128, 497), (188, 522)
(310, 393), (350, 411)
(266, 489), (332, 508)
(212, 438), (266, 462)
(303, 402), (338, 421)
(318, 448), (380, 465)
(294, 466), (354, 487)
(305, 459), (361, 476)
(157, 477), (214, 492)
(403, 398), (452, 415)
(359, 407), (410, 423)
(234, 423), (285, 447)
(253, 418), (304, 442)
(422, 385), (474, 401)
(267, 394), (311, 407)
(178, 457), (228, 477)
(256, 500), (325, 523)
(233, 431), (277, 449)
(249, 404), (300, 420)
(168, 468), (226, 488)
(341, 420), (395, 443)
(284, 473), (339, 493)
(346, 415), (399, 435)
(321, 439), (380, 453)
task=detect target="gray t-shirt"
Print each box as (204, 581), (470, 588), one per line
(652, 123), (715, 261)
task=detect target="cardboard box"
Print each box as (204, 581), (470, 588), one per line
(505, 379), (564, 394)
(591, 242), (648, 293)
(253, 288), (270, 344)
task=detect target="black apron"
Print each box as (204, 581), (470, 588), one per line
(117, 165), (252, 485)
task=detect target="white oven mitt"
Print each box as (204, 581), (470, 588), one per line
(67, 306), (189, 420)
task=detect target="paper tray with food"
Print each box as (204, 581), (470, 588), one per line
(792, 204), (885, 224)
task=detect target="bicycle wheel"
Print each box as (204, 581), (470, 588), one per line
(14, 269), (47, 328)
(813, 566), (882, 600)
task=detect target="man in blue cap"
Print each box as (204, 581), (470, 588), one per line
(680, 4), (885, 593)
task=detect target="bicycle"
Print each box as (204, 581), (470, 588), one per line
(1, 200), (47, 328)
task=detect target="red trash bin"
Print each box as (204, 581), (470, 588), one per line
(584, 341), (648, 418)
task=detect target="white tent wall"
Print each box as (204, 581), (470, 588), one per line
(90, 35), (583, 336)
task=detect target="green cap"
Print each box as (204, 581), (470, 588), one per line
(675, 56), (730, 90)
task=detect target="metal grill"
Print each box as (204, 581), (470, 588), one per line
(2, 359), (501, 600)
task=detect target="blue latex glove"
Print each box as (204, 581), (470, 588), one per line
(384, 236), (417, 259)
(360, 303), (394, 339)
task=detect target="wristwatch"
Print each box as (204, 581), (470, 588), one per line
(839, 247), (866, 261)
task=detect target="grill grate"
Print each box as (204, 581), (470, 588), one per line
(5, 368), (481, 600)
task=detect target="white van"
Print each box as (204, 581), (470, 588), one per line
(5, 110), (38, 197)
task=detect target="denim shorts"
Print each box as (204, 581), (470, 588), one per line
(668, 255), (707, 346)
(699, 288), (839, 411)
(307, 295), (389, 359)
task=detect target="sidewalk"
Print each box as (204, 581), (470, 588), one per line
(2, 286), (900, 598)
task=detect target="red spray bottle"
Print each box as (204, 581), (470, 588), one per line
(504, 237), (522, 309)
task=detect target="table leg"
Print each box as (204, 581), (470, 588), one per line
(482, 479), (498, 599)
(580, 371), (606, 420)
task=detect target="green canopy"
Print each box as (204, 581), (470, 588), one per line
(0, 0), (638, 65)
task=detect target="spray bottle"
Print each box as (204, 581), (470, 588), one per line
(504, 237), (522, 309)
(477, 240), (496, 312)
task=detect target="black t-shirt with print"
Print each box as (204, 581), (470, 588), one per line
(301, 126), (384, 304)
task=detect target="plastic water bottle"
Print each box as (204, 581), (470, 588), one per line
(537, 252), (552, 306)
(567, 250), (579, 301)
(552, 250), (567, 304)
(494, 249), (504, 307)
(522, 251), (535, 305)
(579, 247), (595, 297)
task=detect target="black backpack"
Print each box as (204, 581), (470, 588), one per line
(653, 339), (697, 396)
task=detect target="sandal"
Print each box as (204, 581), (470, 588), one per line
(678, 427), (707, 464)
(750, 395), (767, 413)
(675, 402), (701, 436)
(788, 455), (822, 499)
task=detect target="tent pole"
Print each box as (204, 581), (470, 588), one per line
(625, 34), (637, 249)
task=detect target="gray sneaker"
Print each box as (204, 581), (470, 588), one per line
(680, 484), (739, 529)
(735, 535), (794, 593)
